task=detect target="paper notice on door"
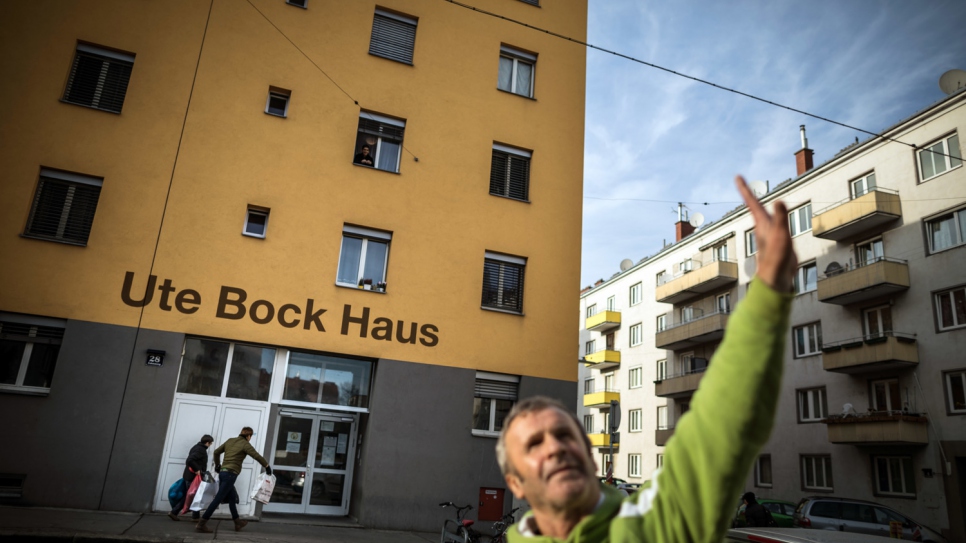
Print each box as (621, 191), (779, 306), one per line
(321, 421), (335, 432)
(287, 432), (301, 443)
(320, 446), (336, 466)
(337, 434), (348, 454)
(323, 435), (337, 447)
(286, 442), (301, 453)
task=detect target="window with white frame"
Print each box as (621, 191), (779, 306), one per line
(355, 112), (405, 172)
(481, 252), (526, 313)
(926, 206), (966, 253)
(793, 263), (817, 294)
(755, 454), (773, 487)
(864, 305), (893, 338)
(178, 338), (278, 402)
(629, 366), (642, 388)
(801, 455), (833, 491)
(936, 286), (966, 331)
(630, 282), (642, 305)
(656, 454), (664, 468)
(490, 144), (531, 201)
(23, 168), (103, 246)
(793, 322), (822, 358)
(283, 350), (373, 408)
(871, 378), (901, 412)
(628, 454), (642, 478)
(656, 314), (666, 332)
(62, 43), (134, 113)
(586, 303), (596, 318)
(945, 370), (966, 413)
(656, 271), (667, 286)
(585, 340), (595, 356)
(745, 228), (757, 257)
(856, 238), (884, 266)
(717, 293), (731, 314)
(681, 306), (694, 323)
(584, 378), (594, 394)
(472, 372), (518, 435)
(850, 172), (877, 198)
(788, 203), (812, 237)
(679, 259), (693, 273)
(0, 314), (65, 394)
(264, 87), (290, 117)
(583, 414), (594, 433)
(918, 132), (961, 182)
(713, 242), (729, 262)
(497, 45), (535, 98)
(873, 456), (915, 497)
(243, 206), (269, 238)
(657, 405), (668, 430)
(797, 387), (827, 422)
(606, 296), (616, 311)
(629, 323), (642, 347)
(629, 408), (642, 432)
(369, 9), (417, 64)
(604, 372), (616, 391)
(336, 225), (391, 290)
(656, 359), (666, 381)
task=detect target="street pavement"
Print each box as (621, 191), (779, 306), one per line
(0, 506), (441, 543)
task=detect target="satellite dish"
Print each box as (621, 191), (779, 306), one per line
(619, 259), (634, 272)
(689, 212), (705, 228)
(748, 180), (768, 198)
(939, 69), (966, 95)
(824, 261), (844, 277)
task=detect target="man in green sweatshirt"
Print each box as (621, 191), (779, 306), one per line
(196, 426), (273, 533)
(499, 176), (797, 543)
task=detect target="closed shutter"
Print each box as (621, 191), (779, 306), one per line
(481, 260), (525, 313)
(474, 379), (518, 401)
(25, 176), (102, 245)
(358, 117), (405, 142)
(369, 13), (416, 64)
(63, 50), (133, 113)
(489, 151), (530, 201)
(0, 322), (65, 345)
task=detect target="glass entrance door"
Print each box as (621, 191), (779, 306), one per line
(264, 412), (357, 515)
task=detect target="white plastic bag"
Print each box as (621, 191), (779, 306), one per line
(190, 472), (219, 511)
(250, 473), (276, 505)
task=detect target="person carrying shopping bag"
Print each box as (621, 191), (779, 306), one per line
(196, 426), (272, 533)
(168, 434), (213, 521)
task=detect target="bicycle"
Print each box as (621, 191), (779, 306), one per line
(489, 507), (520, 543)
(439, 502), (483, 543)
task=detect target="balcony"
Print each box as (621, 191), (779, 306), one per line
(655, 311), (729, 350)
(583, 388), (620, 408)
(656, 259), (739, 304)
(817, 257), (910, 305)
(588, 433), (618, 448)
(822, 332), (919, 374)
(812, 189), (901, 241)
(655, 427), (675, 446)
(655, 368), (707, 398)
(825, 412), (928, 446)
(584, 349), (620, 370)
(586, 310), (621, 333)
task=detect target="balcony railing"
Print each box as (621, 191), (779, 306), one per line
(655, 427), (675, 446)
(817, 257), (910, 305)
(584, 348), (621, 370)
(654, 367), (707, 397)
(656, 259), (738, 304)
(587, 432), (618, 448)
(586, 309), (621, 333)
(812, 188), (901, 241)
(824, 411), (928, 445)
(655, 310), (730, 350)
(583, 387), (620, 408)
(822, 332), (918, 374)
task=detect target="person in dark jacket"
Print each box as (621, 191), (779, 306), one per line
(168, 434), (213, 521)
(197, 426), (272, 533)
(741, 492), (776, 527)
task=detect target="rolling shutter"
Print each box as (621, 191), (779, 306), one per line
(25, 175), (102, 245)
(474, 379), (518, 401)
(63, 47), (134, 113)
(489, 151), (530, 201)
(482, 260), (525, 313)
(369, 12), (417, 64)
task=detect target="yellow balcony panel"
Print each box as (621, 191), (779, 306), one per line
(812, 189), (901, 241)
(584, 349), (620, 370)
(825, 413), (928, 446)
(588, 433), (618, 448)
(822, 333), (919, 374)
(655, 370), (706, 398)
(817, 258), (910, 305)
(655, 427), (675, 446)
(655, 312), (728, 350)
(656, 260), (738, 304)
(583, 390), (620, 408)
(586, 310), (621, 333)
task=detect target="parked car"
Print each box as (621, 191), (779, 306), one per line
(727, 527), (900, 542)
(617, 483), (641, 495)
(792, 496), (947, 543)
(733, 498), (798, 528)
(598, 476), (628, 487)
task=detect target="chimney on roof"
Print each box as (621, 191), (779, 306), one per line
(674, 202), (695, 242)
(794, 124), (814, 175)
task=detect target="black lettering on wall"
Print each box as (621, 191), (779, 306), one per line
(175, 289), (201, 314)
(157, 278), (177, 311)
(419, 324), (439, 347)
(249, 300), (275, 324)
(216, 286), (247, 320)
(278, 303), (302, 328)
(395, 321), (418, 344)
(371, 317), (393, 341)
(341, 305), (370, 337)
(121, 271), (156, 307)
(303, 299), (326, 331)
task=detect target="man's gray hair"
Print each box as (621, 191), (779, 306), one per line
(496, 396), (592, 476)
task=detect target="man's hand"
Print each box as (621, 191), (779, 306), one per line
(266, 465), (273, 476)
(214, 464), (221, 473)
(735, 175), (797, 292)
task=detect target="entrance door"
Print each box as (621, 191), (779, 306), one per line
(263, 411), (357, 515)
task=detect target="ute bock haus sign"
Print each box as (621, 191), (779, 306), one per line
(120, 272), (439, 347)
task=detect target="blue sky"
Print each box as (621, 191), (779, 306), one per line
(580, 1), (966, 287)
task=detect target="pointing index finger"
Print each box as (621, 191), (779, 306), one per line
(735, 175), (770, 224)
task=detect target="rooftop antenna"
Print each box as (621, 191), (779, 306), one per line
(939, 69), (966, 95)
(675, 202), (689, 223)
(619, 259), (634, 272)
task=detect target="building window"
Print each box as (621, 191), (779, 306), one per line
(656, 270), (667, 286)
(583, 414), (593, 433)
(606, 296), (616, 311)
(851, 172), (877, 198)
(264, 87), (290, 117)
(926, 206), (966, 253)
(656, 314), (666, 332)
(656, 359), (666, 381)
(793, 262), (817, 295)
(243, 206), (269, 238)
(856, 237), (884, 266)
(793, 322), (822, 358)
(797, 387), (827, 422)
(490, 144), (531, 201)
(630, 282), (642, 306)
(629, 366), (642, 388)
(0, 314), (65, 394)
(586, 304), (596, 318)
(583, 378), (594, 395)
(871, 378), (901, 412)
(481, 252), (526, 314)
(716, 293), (731, 314)
(679, 259), (693, 273)
(936, 286), (966, 331)
(628, 454), (642, 478)
(629, 409), (642, 432)
(918, 132), (961, 182)
(472, 372), (518, 436)
(336, 225), (391, 290)
(629, 323), (642, 347)
(801, 455), (833, 491)
(755, 455), (773, 487)
(177, 338), (277, 402)
(355, 112), (405, 173)
(585, 340), (595, 356)
(745, 229), (757, 257)
(656, 454), (664, 468)
(368, 9), (417, 64)
(864, 305), (893, 338)
(62, 43), (134, 113)
(286, 0), (307, 7)
(657, 405), (668, 430)
(518, 0), (539, 5)
(945, 370), (966, 413)
(873, 456), (915, 497)
(712, 242), (729, 262)
(604, 373), (616, 392)
(23, 168), (103, 246)
(497, 45), (535, 98)
(788, 203), (812, 237)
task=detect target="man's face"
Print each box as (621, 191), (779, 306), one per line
(503, 408), (598, 511)
(362, 147), (370, 155)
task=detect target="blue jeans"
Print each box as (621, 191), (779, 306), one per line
(202, 470), (239, 520)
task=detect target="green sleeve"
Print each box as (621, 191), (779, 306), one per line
(245, 441), (269, 468)
(212, 442), (226, 467)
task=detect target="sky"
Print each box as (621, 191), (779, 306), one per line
(579, 0), (966, 287)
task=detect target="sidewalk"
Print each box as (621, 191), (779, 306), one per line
(0, 506), (440, 543)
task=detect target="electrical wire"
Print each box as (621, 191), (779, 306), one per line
(584, 196), (966, 205)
